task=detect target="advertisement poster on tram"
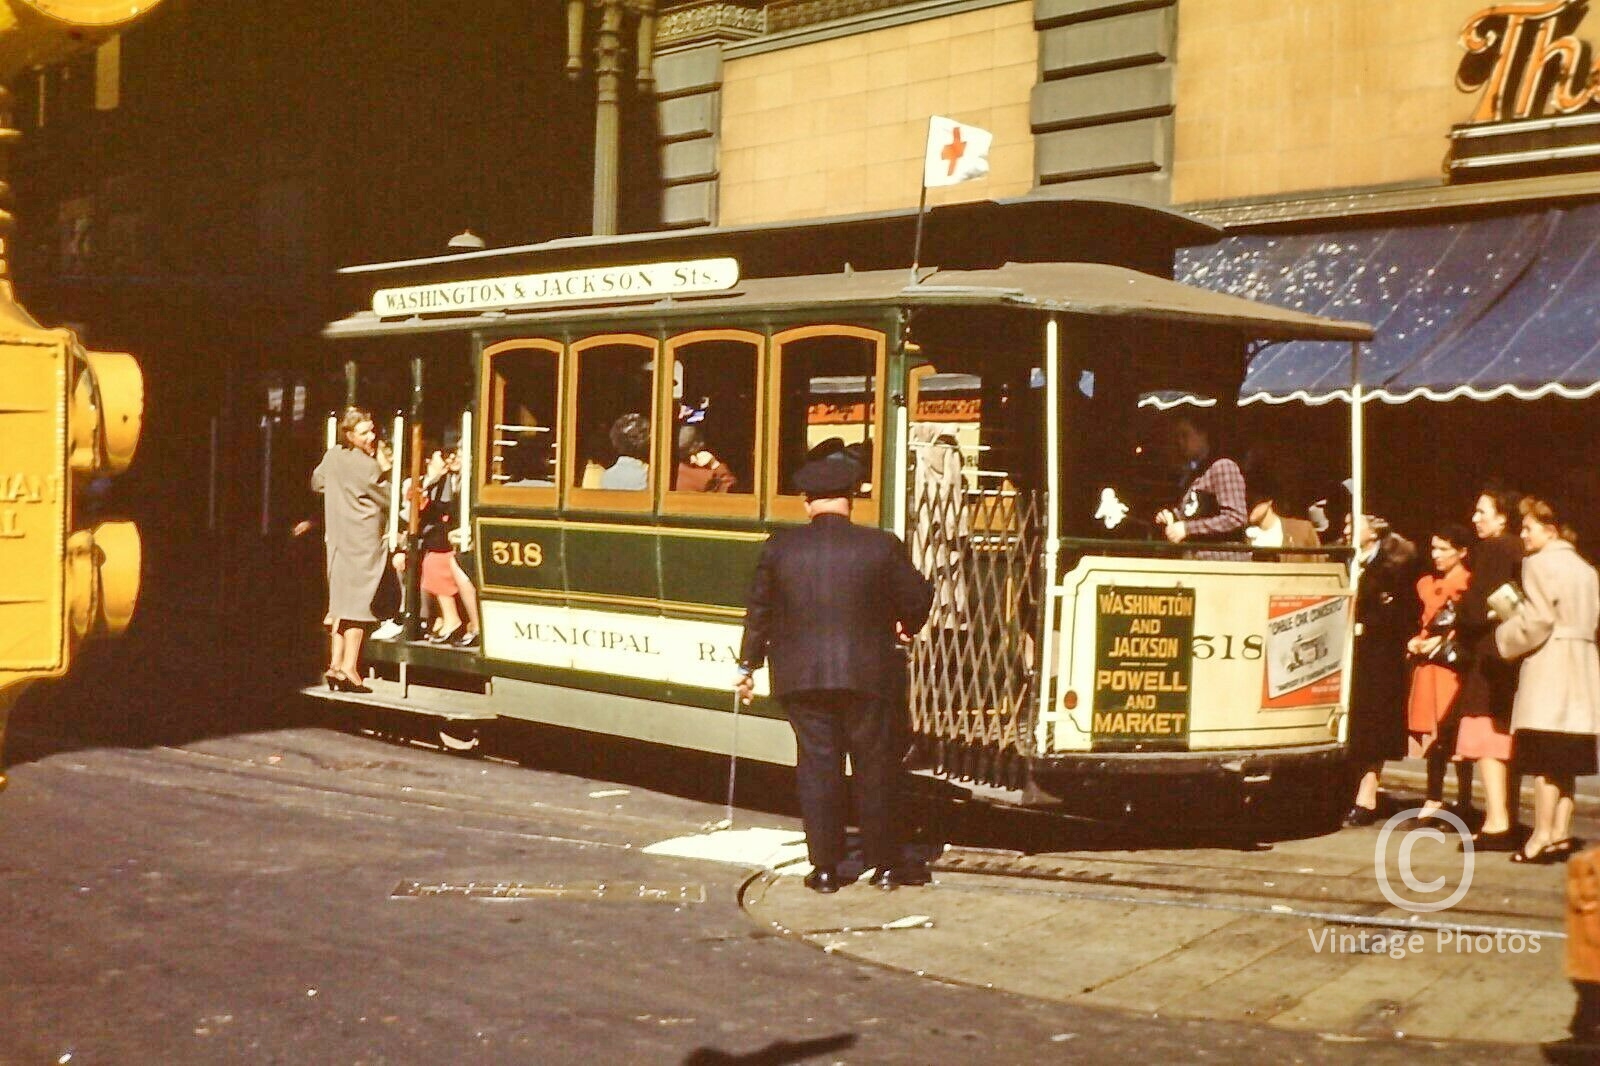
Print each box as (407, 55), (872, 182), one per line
(1261, 594), (1349, 709)
(1091, 586), (1194, 751)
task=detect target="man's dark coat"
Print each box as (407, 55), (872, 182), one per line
(739, 513), (933, 695)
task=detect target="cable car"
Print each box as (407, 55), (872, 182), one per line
(309, 197), (1373, 814)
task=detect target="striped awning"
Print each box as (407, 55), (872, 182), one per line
(1176, 201), (1600, 404)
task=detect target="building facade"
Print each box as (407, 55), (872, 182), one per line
(649, 0), (1600, 535)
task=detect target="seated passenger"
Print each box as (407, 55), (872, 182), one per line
(1153, 412), (1247, 545)
(675, 425), (737, 492)
(1244, 468), (1319, 559)
(599, 413), (650, 490)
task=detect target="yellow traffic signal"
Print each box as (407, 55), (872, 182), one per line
(0, 0), (165, 82)
(67, 347), (143, 640)
(0, 305), (142, 790)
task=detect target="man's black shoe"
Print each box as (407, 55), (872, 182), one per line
(869, 864), (931, 890)
(803, 868), (840, 894)
(1343, 805), (1379, 828)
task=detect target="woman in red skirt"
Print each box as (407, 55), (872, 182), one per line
(1453, 487), (1524, 848)
(418, 446), (469, 644)
(1406, 522), (1474, 822)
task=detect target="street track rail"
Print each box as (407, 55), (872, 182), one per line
(928, 846), (1563, 938)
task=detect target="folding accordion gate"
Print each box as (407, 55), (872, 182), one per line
(906, 482), (1045, 791)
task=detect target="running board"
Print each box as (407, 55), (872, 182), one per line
(300, 675), (498, 721)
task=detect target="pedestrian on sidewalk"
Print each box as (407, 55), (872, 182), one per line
(1344, 512), (1418, 826)
(1453, 486), (1525, 849)
(1405, 522), (1475, 823)
(1496, 497), (1600, 864)
(735, 452), (933, 894)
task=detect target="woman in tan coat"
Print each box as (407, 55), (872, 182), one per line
(1495, 497), (1600, 864)
(312, 407), (392, 693)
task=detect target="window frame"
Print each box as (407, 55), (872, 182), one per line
(564, 332), (661, 514)
(478, 337), (563, 510)
(765, 324), (886, 526)
(660, 329), (765, 520)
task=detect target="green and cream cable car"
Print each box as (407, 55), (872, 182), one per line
(312, 197), (1373, 812)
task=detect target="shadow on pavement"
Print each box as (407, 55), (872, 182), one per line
(682, 1033), (857, 1064)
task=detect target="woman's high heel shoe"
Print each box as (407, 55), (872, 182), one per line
(1511, 844), (1566, 864)
(325, 669), (341, 691)
(329, 671), (373, 695)
(432, 617), (467, 643)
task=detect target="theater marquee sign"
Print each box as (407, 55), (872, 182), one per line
(1450, 0), (1600, 178)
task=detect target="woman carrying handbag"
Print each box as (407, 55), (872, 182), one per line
(1405, 522), (1475, 824)
(1495, 497), (1600, 864)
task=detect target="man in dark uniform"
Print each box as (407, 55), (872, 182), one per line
(736, 452), (934, 893)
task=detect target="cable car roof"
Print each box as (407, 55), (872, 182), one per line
(333, 196), (1220, 285)
(324, 261), (1373, 344)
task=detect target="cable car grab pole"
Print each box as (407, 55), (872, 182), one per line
(1036, 317), (1062, 746)
(1340, 339), (1365, 745)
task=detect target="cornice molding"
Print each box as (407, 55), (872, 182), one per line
(1180, 171), (1600, 231)
(657, 0), (766, 47)
(767, 0), (917, 32)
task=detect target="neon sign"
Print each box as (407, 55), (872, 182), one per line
(1458, 0), (1600, 123)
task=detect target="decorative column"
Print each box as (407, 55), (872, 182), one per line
(567, 0), (658, 236)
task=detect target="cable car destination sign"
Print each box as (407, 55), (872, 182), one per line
(371, 257), (740, 317)
(1092, 586), (1194, 751)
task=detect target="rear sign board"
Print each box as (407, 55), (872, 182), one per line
(1092, 586), (1194, 750)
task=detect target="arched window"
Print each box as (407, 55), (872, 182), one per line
(566, 334), (659, 512)
(479, 338), (561, 509)
(767, 326), (885, 525)
(662, 330), (762, 518)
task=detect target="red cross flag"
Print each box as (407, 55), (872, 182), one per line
(923, 115), (993, 188)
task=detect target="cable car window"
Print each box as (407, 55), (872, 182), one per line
(664, 331), (760, 516)
(769, 326), (884, 524)
(480, 339), (561, 506)
(568, 335), (658, 510)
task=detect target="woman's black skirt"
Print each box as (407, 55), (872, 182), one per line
(1514, 728), (1600, 777)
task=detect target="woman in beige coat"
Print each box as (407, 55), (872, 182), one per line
(312, 407), (392, 693)
(1495, 497), (1600, 864)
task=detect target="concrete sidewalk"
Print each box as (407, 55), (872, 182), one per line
(1384, 757), (1600, 814)
(744, 831), (1574, 1050)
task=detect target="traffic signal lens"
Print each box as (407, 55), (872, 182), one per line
(65, 520), (140, 639)
(91, 520), (139, 635)
(70, 350), (142, 477)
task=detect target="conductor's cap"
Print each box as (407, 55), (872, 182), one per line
(793, 454), (862, 499)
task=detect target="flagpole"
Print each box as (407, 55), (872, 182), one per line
(908, 181), (928, 287)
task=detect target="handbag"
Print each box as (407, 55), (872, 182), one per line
(1420, 600), (1469, 671)
(1424, 636), (1469, 671)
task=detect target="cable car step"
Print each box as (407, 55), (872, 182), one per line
(299, 675), (498, 721)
